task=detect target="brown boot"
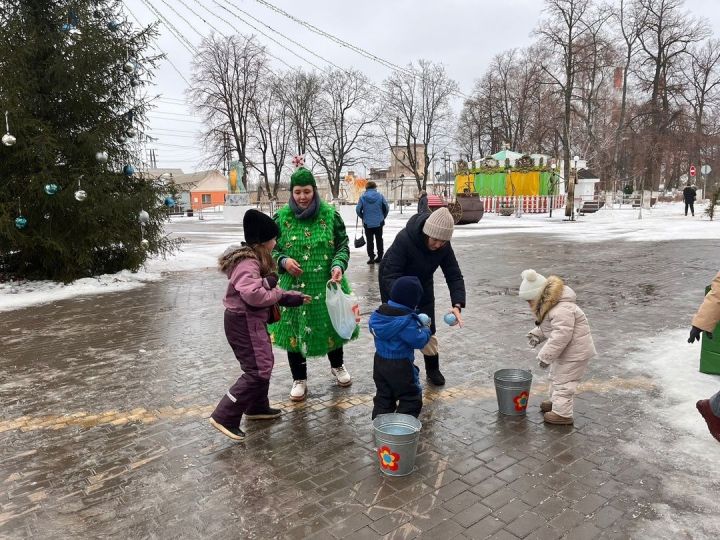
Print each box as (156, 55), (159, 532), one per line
(544, 411), (573, 425)
(696, 400), (720, 443)
(540, 401), (552, 413)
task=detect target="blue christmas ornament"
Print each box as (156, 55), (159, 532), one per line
(443, 313), (457, 325)
(108, 20), (120, 31)
(418, 313), (431, 327)
(164, 197), (176, 208)
(61, 23), (74, 32)
(123, 164), (135, 176)
(44, 183), (60, 195)
(15, 216), (27, 230)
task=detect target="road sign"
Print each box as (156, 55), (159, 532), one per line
(690, 165), (697, 177)
(702, 164), (712, 175)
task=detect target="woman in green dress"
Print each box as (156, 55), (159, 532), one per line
(270, 167), (359, 401)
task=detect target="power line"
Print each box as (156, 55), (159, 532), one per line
(175, 0), (228, 38)
(155, 0), (205, 40)
(124, 3), (192, 86)
(139, 0), (198, 55)
(210, 0), (326, 73)
(252, 0), (411, 75)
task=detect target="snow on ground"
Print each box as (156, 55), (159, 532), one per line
(622, 329), (720, 538)
(0, 201), (717, 312)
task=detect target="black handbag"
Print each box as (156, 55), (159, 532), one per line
(354, 217), (366, 248)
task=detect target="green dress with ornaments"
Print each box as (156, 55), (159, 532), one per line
(269, 201), (359, 357)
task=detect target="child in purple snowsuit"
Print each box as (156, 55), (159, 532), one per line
(210, 210), (309, 441)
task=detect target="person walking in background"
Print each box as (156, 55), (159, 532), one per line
(519, 269), (597, 425)
(369, 276), (432, 419)
(379, 207), (465, 386)
(271, 166), (358, 402)
(356, 181), (389, 264)
(688, 270), (720, 443)
(683, 183), (697, 216)
(210, 210), (310, 441)
(417, 190), (429, 214)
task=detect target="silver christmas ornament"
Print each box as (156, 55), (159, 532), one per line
(123, 62), (135, 74)
(141, 239), (149, 247)
(138, 210), (150, 224)
(74, 189), (87, 201)
(44, 183), (60, 195)
(130, 78), (140, 88)
(95, 151), (108, 163)
(125, 127), (136, 138)
(3, 111), (16, 146)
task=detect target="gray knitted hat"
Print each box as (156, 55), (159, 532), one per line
(422, 208), (454, 241)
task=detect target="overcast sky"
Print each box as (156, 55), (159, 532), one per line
(124, 0), (720, 173)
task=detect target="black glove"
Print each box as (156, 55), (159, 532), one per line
(263, 274), (279, 289)
(688, 326), (713, 343)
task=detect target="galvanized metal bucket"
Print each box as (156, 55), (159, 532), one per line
(494, 369), (533, 416)
(373, 413), (422, 477)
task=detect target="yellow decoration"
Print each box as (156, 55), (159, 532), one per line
(455, 174), (475, 194)
(507, 171), (541, 196)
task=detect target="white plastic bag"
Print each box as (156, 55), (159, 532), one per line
(325, 281), (359, 339)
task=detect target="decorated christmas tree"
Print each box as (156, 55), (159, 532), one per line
(0, 0), (179, 282)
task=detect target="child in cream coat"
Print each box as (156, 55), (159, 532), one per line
(519, 269), (597, 425)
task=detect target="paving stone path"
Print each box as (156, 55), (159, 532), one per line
(1, 221), (719, 539)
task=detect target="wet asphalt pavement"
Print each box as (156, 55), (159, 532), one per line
(1, 215), (719, 539)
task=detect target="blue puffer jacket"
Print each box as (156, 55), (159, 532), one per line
(369, 301), (432, 360)
(356, 188), (389, 228)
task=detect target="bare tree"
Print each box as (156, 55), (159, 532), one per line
(278, 70), (322, 156)
(678, 39), (720, 169)
(250, 74), (293, 197)
(636, 0), (709, 190)
(537, 0), (593, 218)
(611, 0), (646, 187)
(189, 34), (267, 189)
(382, 60), (459, 191)
(307, 68), (379, 198)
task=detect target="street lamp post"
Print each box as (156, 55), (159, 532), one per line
(549, 163), (557, 218)
(442, 151), (450, 198)
(399, 174), (405, 215)
(435, 171), (440, 194)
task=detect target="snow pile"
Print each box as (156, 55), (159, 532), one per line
(0, 270), (163, 312)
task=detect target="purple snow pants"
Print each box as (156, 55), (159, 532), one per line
(211, 309), (275, 428)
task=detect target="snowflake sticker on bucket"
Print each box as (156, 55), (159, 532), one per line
(513, 391), (529, 412)
(377, 446), (400, 472)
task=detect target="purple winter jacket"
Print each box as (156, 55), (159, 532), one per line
(223, 258), (304, 317)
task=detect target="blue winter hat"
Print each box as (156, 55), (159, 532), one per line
(390, 276), (423, 309)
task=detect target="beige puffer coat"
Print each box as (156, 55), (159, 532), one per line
(528, 276), (596, 369)
(692, 271), (720, 333)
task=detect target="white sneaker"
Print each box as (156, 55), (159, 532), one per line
(290, 380), (307, 401)
(331, 365), (352, 387)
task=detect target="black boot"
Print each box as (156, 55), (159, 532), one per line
(424, 354), (445, 386)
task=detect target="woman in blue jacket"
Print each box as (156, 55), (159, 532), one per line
(356, 181), (389, 264)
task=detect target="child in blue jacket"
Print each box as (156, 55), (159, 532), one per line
(369, 276), (432, 418)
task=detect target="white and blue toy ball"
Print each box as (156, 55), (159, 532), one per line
(444, 313), (457, 325)
(123, 164), (135, 176)
(418, 313), (431, 327)
(44, 183), (59, 195)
